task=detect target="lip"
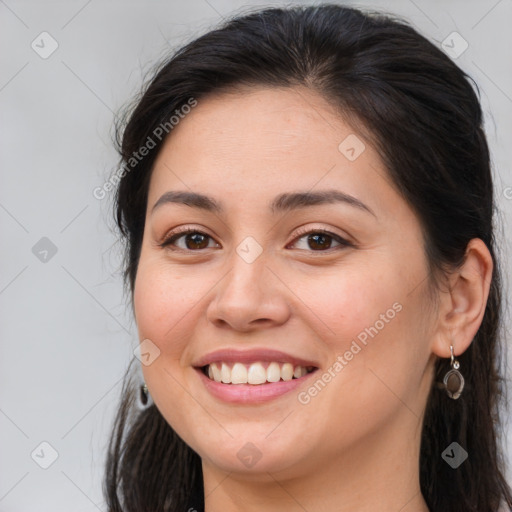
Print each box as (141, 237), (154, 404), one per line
(195, 366), (320, 404)
(192, 348), (320, 368)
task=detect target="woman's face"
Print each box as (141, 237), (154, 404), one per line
(134, 86), (437, 479)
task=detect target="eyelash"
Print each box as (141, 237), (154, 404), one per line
(159, 225), (353, 253)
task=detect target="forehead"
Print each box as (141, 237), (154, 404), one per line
(147, 86), (392, 215)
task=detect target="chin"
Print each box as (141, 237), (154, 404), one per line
(196, 435), (310, 477)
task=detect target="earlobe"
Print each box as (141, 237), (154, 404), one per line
(431, 238), (493, 359)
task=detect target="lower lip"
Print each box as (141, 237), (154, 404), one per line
(195, 367), (319, 404)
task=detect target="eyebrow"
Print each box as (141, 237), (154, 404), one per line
(151, 189), (376, 217)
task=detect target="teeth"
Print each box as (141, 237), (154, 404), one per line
(248, 362), (267, 385)
(211, 363), (222, 382)
(206, 361), (313, 385)
(221, 362), (231, 384)
(231, 363), (247, 384)
(294, 365), (306, 378)
(267, 362), (281, 382)
(281, 363), (294, 381)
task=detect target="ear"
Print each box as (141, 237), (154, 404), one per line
(431, 238), (493, 358)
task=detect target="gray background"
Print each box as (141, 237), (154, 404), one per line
(1, 0), (511, 510)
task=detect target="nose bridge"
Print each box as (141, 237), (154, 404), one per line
(221, 238), (269, 301)
(206, 236), (289, 329)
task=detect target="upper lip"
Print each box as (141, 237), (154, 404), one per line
(193, 348), (320, 368)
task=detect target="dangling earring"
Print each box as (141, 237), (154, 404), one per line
(140, 382), (153, 407)
(443, 345), (465, 399)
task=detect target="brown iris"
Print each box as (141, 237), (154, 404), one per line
(307, 233), (333, 250)
(184, 232), (210, 250)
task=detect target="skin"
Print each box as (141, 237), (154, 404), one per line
(133, 86), (493, 512)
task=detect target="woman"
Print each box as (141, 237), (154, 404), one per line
(104, 4), (512, 511)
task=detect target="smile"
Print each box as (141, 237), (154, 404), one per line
(195, 364), (319, 404)
(202, 361), (316, 385)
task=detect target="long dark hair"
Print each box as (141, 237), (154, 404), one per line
(104, 4), (512, 511)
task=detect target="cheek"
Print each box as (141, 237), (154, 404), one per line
(133, 273), (191, 410)
(297, 259), (428, 394)
(133, 259), (205, 346)
(133, 260), (207, 418)
(295, 262), (400, 345)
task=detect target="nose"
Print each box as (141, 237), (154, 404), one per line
(206, 247), (290, 332)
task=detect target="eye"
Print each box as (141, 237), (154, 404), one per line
(288, 228), (352, 252)
(159, 226), (352, 253)
(159, 228), (219, 251)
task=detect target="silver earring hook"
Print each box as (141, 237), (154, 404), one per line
(450, 345), (460, 369)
